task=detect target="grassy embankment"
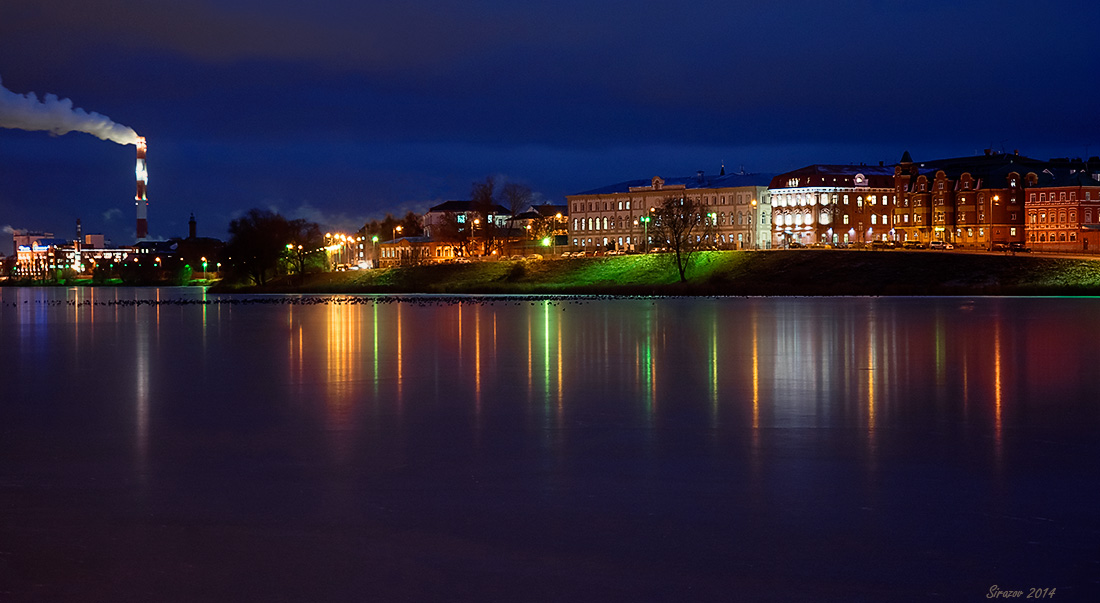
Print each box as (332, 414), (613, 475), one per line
(212, 250), (1100, 296)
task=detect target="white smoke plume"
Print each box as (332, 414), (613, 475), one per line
(0, 75), (139, 145)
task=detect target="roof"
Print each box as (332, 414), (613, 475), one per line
(427, 200), (512, 215)
(572, 171), (775, 196)
(1030, 167), (1100, 188)
(381, 236), (434, 245)
(530, 203), (568, 217)
(768, 164), (896, 189)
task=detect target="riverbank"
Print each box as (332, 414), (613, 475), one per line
(207, 250), (1100, 296)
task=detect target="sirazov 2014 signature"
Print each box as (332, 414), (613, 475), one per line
(987, 585), (1056, 598)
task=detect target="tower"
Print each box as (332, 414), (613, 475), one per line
(135, 136), (148, 240)
(189, 213), (196, 239)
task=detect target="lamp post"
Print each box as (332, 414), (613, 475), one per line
(372, 235), (379, 268)
(201, 256), (207, 279)
(640, 211), (652, 253)
(751, 198), (758, 249)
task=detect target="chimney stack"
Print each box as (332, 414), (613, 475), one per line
(135, 137), (148, 240)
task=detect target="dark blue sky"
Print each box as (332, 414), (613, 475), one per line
(2, 0), (1098, 245)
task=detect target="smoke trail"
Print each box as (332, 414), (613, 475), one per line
(0, 75), (139, 145)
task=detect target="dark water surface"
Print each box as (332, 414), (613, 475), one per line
(1, 288), (1098, 602)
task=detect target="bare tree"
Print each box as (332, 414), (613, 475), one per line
(470, 176), (502, 256)
(435, 212), (472, 257)
(500, 182), (533, 217)
(650, 195), (716, 283)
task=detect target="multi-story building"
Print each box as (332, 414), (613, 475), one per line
(422, 200), (512, 238)
(768, 164), (896, 247)
(1025, 165), (1100, 252)
(566, 171), (773, 251)
(892, 151), (1042, 248)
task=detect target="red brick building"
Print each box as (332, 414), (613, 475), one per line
(893, 151), (1040, 249)
(1025, 167), (1100, 252)
(768, 164), (895, 247)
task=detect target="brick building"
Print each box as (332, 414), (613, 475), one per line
(1025, 165), (1100, 252)
(768, 164), (896, 247)
(892, 151), (1043, 249)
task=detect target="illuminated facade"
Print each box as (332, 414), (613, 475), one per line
(567, 171), (773, 251)
(768, 165), (895, 247)
(15, 238), (129, 279)
(893, 151), (1037, 248)
(1025, 168), (1100, 252)
(378, 236), (459, 267)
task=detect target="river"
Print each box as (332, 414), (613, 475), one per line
(1, 287), (1097, 601)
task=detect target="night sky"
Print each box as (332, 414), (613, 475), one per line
(2, 0), (1098, 246)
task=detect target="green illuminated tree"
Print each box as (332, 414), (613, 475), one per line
(650, 195), (717, 283)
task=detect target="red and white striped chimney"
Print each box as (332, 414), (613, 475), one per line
(135, 136), (148, 239)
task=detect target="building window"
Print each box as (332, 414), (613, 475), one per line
(1010, 227), (1017, 236)
(843, 215), (849, 225)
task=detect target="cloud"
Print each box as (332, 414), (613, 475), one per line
(102, 208), (123, 222)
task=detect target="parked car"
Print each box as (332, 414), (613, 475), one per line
(928, 240), (953, 250)
(902, 240), (925, 250)
(1009, 242), (1031, 253)
(788, 241), (805, 249)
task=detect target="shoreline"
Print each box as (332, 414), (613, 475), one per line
(7, 250), (1100, 297)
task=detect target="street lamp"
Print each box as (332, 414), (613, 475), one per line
(372, 235), (379, 268)
(751, 199), (758, 249)
(201, 256), (207, 278)
(640, 210), (652, 253)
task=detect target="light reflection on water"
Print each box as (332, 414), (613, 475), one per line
(2, 288), (1099, 599)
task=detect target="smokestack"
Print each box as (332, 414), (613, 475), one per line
(76, 218), (82, 250)
(135, 137), (148, 240)
(189, 213), (196, 239)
